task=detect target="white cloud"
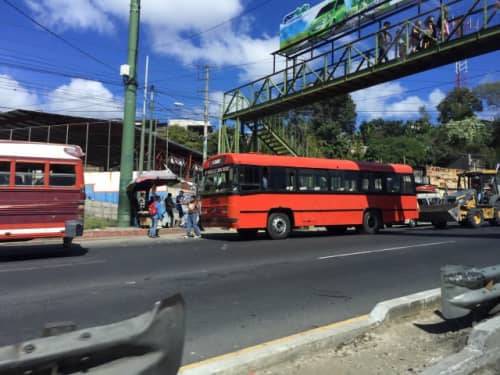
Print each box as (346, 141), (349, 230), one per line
(0, 74), (122, 118)
(23, 0), (278, 82)
(352, 82), (445, 120)
(25, 0), (114, 33)
(0, 75), (39, 111)
(45, 78), (123, 119)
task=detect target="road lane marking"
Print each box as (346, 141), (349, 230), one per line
(0, 259), (107, 273)
(317, 241), (456, 260)
(179, 314), (369, 372)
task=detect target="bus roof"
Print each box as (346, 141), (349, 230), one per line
(0, 140), (84, 161)
(204, 153), (413, 174)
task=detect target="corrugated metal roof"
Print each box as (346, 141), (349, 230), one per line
(0, 109), (202, 170)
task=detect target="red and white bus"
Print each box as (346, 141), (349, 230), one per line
(0, 141), (85, 248)
(201, 153), (418, 239)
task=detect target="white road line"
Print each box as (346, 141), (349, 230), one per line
(0, 259), (107, 273)
(318, 241), (456, 260)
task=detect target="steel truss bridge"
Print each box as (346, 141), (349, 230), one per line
(219, 0), (500, 156)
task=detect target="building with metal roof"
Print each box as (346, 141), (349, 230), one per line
(0, 109), (202, 179)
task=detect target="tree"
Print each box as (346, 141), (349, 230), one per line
(158, 125), (202, 153)
(437, 87), (483, 124)
(444, 116), (492, 146)
(285, 94), (357, 158)
(474, 81), (500, 118)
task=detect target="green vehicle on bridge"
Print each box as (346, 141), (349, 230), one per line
(280, 0), (405, 51)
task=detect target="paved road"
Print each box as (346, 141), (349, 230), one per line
(0, 225), (499, 364)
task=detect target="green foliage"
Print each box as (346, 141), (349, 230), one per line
(437, 87), (483, 124)
(474, 81), (500, 115)
(444, 116), (492, 146)
(84, 215), (117, 229)
(285, 94), (357, 158)
(159, 125), (203, 152)
(364, 135), (428, 165)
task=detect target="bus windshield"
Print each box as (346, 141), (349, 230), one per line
(203, 166), (236, 193)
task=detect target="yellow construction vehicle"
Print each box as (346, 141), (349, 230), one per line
(418, 169), (500, 228)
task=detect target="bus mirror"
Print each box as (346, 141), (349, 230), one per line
(64, 146), (85, 158)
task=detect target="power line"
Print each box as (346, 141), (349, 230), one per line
(154, 0), (275, 49)
(1, 0), (116, 72)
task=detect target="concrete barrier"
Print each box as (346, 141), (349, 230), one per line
(179, 288), (441, 375)
(422, 315), (500, 375)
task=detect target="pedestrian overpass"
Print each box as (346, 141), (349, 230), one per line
(219, 0), (500, 155)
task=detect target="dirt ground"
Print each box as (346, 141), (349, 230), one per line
(259, 310), (471, 375)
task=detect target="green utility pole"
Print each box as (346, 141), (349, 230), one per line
(117, 0), (140, 227)
(147, 85), (155, 171)
(138, 55), (149, 174)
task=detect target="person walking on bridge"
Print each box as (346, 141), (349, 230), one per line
(378, 21), (392, 63)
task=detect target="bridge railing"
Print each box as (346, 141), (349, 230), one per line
(223, 0), (499, 120)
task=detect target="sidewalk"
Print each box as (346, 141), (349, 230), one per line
(81, 226), (232, 240)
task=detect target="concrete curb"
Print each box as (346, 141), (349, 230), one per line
(179, 288), (441, 375)
(422, 315), (500, 375)
(82, 228), (184, 239)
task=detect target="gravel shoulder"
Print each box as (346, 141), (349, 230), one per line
(261, 310), (471, 375)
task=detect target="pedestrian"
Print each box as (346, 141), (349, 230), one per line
(128, 190), (139, 227)
(422, 15), (436, 49)
(184, 196), (202, 239)
(196, 194), (205, 232)
(147, 196), (160, 238)
(164, 193), (175, 228)
(155, 195), (165, 235)
(437, 7), (450, 41)
(378, 21), (392, 63)
(397, 27), (406, 59)
(138, 191), (146, 211)
(411, 20), (423, 52)
(176, 190), (185, 227)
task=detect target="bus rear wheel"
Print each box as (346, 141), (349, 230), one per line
(237, 229), (258, 240)
(361, 210), (381, 234)
(267, 212), (291, 240)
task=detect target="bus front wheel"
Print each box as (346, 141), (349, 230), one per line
(267, 212), (291, 240)
(362, 210), (381, 234)
(63, 237), (73, 249)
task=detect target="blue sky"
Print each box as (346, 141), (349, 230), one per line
(0, 0), (498, 127)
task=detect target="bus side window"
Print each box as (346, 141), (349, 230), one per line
(0, 161), (9, 186)
(314, 170), (329, 191)
(239, 166), (260, 192)
(298, 169), (315, 191)
(287, 170), (296, 191)
(361, 172), (372, 192)
(373, 173), (384, 192)
(387, 174), (401, 193)
(330, 170), (344, 191)
(15, 162), (44, 186)
(49, 164), (76, 186)
(402, 174), (415, 194)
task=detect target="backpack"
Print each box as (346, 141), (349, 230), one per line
(148, 202), (157, 216)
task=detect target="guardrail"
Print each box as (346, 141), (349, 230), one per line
(441, 264), (500, 320)
(0, 294), (185, 375)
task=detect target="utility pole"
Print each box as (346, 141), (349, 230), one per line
(147, 85), (155, 171)
(203, 65), (209, 162)
(138, 55), (149, 174)
(117, 0), (140, 228)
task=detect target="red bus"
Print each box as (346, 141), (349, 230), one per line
(201, 153), (418, 239)
(0, 141), (85, 248)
